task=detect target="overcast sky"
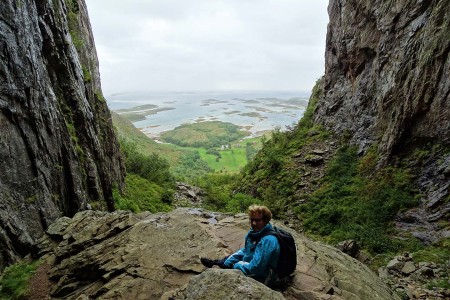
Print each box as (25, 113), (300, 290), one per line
(84, 0), (329, 96)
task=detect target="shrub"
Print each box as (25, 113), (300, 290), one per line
(113, 139), (175, 212)
(113, 174), (171, 213)
(120, 139), (174, 187)
(226, 193), (261, 214)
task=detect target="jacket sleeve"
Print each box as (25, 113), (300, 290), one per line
(233, 235), (279, 278)
(223, 248), (245, 267)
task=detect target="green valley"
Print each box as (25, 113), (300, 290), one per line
(113, 114), (264, 176)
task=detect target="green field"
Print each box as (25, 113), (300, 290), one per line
(172, 136), (264, 173)
(112, 112), (266, 176)
(198, 148), (247, 172)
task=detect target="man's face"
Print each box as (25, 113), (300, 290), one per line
(249, 212), (267, 232)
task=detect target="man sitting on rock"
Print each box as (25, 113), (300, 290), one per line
(201, 205), (280, 286)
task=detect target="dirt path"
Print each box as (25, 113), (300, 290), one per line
(27, 262), (52, 300)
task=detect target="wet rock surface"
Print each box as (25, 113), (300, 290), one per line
(37, 208), (399, 299)
(0, 0), (124, 270)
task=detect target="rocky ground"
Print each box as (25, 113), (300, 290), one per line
(30, 208), (400, 299)
(21, 190), (448, 300)
(336, 239), (450, 300)
(379, 253), (450, 300)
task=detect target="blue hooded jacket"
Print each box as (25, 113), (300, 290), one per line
(224, 223), (280, 283)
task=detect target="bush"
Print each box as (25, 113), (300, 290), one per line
(192, 173), (260, 213)
(173, 151), (213, 182)
(113, 174), (171, 213)
(113, 139), (176, 212)
(226, 193), (261, 214)
(121, 140), (174, 187)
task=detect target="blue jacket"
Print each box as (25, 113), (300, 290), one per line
(224, 223), (280, 283)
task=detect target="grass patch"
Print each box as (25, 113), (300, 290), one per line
(296, 145), (419, 254)
(0, 260), (41, 299)
(198, 147), (247, 172)
(170, 136), (263, 174)
(412, 238), (450, 264)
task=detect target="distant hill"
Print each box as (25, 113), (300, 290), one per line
(160, 121), (248, 148)
(111, 111), (183, 167)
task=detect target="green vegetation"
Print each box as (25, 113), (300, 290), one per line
(235, 78), (425, 256)
(66, 0), (83, 52)
(120, 139), (174, 187)
(82, 67), (92, 83)
(160, 121), (248, 148)
(172, 151), (213, 181)
(296, 145), (419, 253)
(114, 138), (175, 212)
(237, 81), (328, 217)
(111, 112), (183, 166)
(113, 174), (171, 213)
(192, 173), (260, 213)
(112, 118), (260, 213)
(112, 112), (262, 179)
(169, 136), (263, 176)
(412, 237), (450, 264)
(0, 260), (40, 299)
(197, 147), (246, 172)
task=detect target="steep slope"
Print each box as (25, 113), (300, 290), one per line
(111, 111), (184, 167)
(0, 0), (124, 270)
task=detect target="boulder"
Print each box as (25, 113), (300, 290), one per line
(335, 240), (360, 258)
(162, 269), (285, 300)
(401, 261), (416, 275)
(386, 257), (404, 272)
(37, 208), (400, 299)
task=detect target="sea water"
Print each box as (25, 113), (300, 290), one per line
(106, 91), (309, 139)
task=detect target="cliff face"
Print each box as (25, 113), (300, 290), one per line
(317, 0), (449, 157)
(0, 0), (124, 270)
(315, 0), (450, 241)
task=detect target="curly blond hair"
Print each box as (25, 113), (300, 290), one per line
(247, 205), (272, 222)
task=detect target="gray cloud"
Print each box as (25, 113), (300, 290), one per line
(85, 0), (329, 95)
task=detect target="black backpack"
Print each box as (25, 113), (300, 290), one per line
(259, 226), (297, 279)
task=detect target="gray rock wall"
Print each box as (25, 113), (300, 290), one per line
(0, 0), (124, 270)
(314, 0), (450, 242)
(316, 0), (449, 158)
